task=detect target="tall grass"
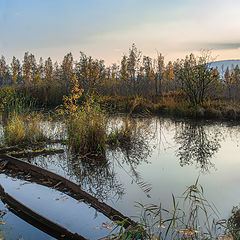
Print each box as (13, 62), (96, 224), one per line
(66, 97), (106, 155)
(113, 178), (237, 240)
(4, 112), (46, 146)
(0, 86), (36, 116)
(17, 81), (65, 107)
(60, 75), (106, 155)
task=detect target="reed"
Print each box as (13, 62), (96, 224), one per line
(113, 178), (237, 240)
(0, 86), (36, 116)
(4, 112), (46, 146)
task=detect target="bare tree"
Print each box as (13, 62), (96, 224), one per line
(177, 54), (220, 105)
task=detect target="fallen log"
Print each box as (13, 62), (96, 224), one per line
(0, 184), (87, 240)
(0, 146), (21, 154)
(9, 148), (64, 158)
(0, 154), (135, 229)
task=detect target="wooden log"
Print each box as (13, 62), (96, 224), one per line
(9, 148), (64, 158)
(0, 154), (135, 229)
(0, 146), (21, 154)
(0, 184), (86, 240)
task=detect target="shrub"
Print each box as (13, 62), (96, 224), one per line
(66, 97), (106, 155)
(61, 75), (106, 155)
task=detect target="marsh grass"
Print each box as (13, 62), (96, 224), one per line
(17, 81), (65, 107)
(60, 75), (107, 155)
(112, 178), (236, 240)
(107, 118), (133, 146)
(4, 112), (46, 146)
(0, 86), (36, 116)
(106, 96), (148, 147)
(66, 97), (107, 155)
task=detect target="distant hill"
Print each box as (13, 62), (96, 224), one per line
(209, 60), (240, 74)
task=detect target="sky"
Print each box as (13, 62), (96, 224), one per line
(0, 0), (240, 65)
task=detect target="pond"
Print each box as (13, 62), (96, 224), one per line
(1, 116), (240, 239)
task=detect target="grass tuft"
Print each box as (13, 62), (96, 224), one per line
(4, 112), (46, 146)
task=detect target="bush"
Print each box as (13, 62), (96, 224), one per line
(61, 75), (106, 155)
(66, 97), (106, 155)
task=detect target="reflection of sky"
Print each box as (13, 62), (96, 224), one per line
(1, 0), (240, 64)
(0, 174), (117, 239)
(1, 117), (240, 237)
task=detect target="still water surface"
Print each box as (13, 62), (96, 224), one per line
(1, 116), (240, 239)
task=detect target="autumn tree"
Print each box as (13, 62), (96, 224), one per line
(34, 68), (41, 84)
(172, 59), (182, 91)
(33, 58), (44, 84)
(119, 55), (129, 95)
(10, 56), (21, 85)
(224, 67), (232, 98)
(98, 59), (106, 86)
(0, 56), (10, 85)
(22, 52), (37, 84)
(54, 61), (60, 82)
(127, 44), (141, 93)
(60, 52), (73, 93)
(44, 57), (54, 84)
(164, 61), (175, 92)
(75, 52), (106, 93)
(110, 63), (119, 94)
(143, 56), (154, 94)
(155, 53), (165, 95)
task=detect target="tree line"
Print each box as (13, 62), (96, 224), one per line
(1, 44), (240, 106)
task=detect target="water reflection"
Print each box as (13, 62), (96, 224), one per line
(108, 117), (154, 197)
(174, 121), (223, 172)
(70, 117), (154, 200)
(2, 116), (240, 239)
(69, 156), (125, 202)
(30, 147), (124, 202)
(28, 117), (155, 201)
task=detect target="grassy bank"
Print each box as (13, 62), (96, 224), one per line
(98, 93), (240, 120)
(1, 83), (240, 152)
(2, 84), (240, 121)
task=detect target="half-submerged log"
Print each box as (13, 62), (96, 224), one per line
(0, 184), (86, 240)
(0, 146), (21, 154)
(0, 154), (135, 229)
(9, 148), (64, 158)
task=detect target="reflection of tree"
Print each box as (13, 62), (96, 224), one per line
(67, 156), (125, 202)
(175, 121), (223, 172)
(29, 117), (155, 201)
(109, 117), (154, 197)
(31, 144), (124, 202)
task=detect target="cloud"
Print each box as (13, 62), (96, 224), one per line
(201, 42), (240, 50)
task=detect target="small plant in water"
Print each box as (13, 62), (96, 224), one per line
(59, 75), (106, 155)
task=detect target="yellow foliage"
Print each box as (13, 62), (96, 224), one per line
(62, 74), (84, 116)
(60, 74), (106, 155)
(4, 112), (46, 145)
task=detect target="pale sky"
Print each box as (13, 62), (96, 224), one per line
(0, 0), (240, 65)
